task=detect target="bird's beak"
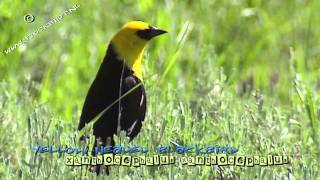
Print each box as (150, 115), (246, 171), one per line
(137, 26), (168, 40)
(149, 28), (167, 38)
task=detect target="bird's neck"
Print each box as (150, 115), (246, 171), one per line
(131, 52), (143, 81)
(111, 39), (145, 81)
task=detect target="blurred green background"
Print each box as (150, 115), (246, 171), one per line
(0, 0), (319, 179)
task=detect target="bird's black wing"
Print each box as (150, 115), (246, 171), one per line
(78, 79), (107, 131)
(120, 75), (147, 140)
(78, 44), (122, 133)
(78, 44), (146, 140)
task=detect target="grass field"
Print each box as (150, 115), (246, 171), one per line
(1, 0), (320, 179)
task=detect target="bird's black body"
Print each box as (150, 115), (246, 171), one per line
(77, 21), (166, 175)
(78, 43), (146, 152)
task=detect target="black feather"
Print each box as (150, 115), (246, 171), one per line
(78, 44), (146, 175)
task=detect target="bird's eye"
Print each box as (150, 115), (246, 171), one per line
(136, 25), (167, 40)
(136, 28), (152, 40)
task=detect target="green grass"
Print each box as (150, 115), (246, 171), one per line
(1, 0), (320, 179)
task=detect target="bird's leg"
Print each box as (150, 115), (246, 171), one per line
(89, 137), (107, 175)
(89, 136), (115, 175)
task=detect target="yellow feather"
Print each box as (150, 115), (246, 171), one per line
(122, 21), (149, 30)
(111, 21), (149, 81)
(131, 49), (144, 80)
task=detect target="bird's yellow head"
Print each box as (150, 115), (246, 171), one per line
(111, 21), (167, 80)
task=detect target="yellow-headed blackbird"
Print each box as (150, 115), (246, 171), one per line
(78, 21), (167, 174)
